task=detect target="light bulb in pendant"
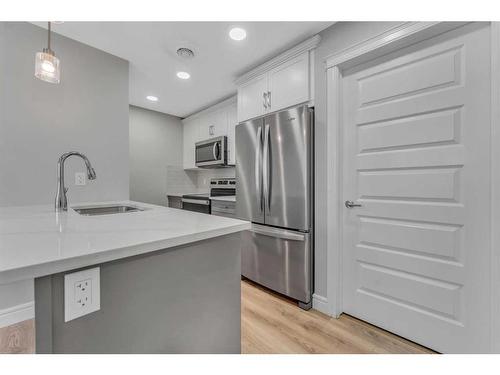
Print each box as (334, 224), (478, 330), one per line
(41, 60), (55, 73)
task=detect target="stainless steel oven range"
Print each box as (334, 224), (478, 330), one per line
(210, 178), (236, 218)
(181, 193), (210, 214)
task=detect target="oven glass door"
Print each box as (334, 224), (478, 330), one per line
(182, 201), (211, 214)
(196, 141), (221, 163)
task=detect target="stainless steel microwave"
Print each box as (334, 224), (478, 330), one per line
(195, 136), (229, 168)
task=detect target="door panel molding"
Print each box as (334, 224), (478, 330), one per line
(325, 22), (500, 353)
(490, 22), (500, 353)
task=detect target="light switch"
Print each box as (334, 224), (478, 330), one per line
(64, 267), (100, 322)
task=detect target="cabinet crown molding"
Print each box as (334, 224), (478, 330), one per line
(182, 95), (237, 123)
(235, 34), (321, 86)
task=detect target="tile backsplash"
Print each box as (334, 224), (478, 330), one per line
(166, 166), (235, 195)
(196, 167), (236, 190)
(165, 166), (198, 195)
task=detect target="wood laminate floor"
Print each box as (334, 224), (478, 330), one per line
(241, 280), (435, 354)
(0, 319), (35, 354)
(1, 280), (434, 354)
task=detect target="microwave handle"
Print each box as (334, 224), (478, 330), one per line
(212, 142), (220, 160)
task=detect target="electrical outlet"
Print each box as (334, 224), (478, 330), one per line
(75, 172), (86, 186)
(64, 267), (100, 322)
(74, 279), (91, 308)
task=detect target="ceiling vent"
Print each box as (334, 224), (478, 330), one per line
(176, 47), (195, 59)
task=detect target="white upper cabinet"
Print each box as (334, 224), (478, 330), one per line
(198, 109), (228, 140)
(182, 117), (200, 170)
(182, 97), (237, 170)
(268, 52), (310, 112)
(235, 35), (320, 123)
(237, 74), (268, 123)
(226, 104), (237, 165)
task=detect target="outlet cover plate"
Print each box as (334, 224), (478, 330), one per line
(64, 267), (100, 322)
(75, 172), (86, 186)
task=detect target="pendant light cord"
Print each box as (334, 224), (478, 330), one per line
(47, 21), (51, 51)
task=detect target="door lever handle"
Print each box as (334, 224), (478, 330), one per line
(345, 200), (362, 208)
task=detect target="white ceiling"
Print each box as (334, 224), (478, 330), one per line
(32, 22), (333, 118)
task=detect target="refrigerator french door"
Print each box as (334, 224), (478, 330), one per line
(236, 105), (313, 309)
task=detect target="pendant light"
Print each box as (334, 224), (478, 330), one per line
(35, 22), (61, 84)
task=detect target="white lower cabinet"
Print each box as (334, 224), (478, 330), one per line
(182, 97), (237, 170)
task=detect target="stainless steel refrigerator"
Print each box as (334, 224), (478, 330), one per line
(236, 104), (313, 310)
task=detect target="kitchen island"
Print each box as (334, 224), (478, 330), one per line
(0, 201), (250, 353)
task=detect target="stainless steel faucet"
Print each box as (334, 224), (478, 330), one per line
(55, 152), (97, 211)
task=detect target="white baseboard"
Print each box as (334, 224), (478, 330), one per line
(0, 301), (35, 328)
(312, 293), (330, 315)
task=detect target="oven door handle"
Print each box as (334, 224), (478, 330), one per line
(181, 198), (210, 205)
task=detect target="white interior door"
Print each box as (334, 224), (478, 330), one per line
(341, 24), (491, 353)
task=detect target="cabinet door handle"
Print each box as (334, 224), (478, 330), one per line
(267, 91), (271, 108)
(263, 92), (268, 109)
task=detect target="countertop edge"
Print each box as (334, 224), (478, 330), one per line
(0, 221), (250, 285)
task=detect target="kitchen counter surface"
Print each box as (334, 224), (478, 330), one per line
(210, 196), (236, 203)
(166, 190), (208, 198)
(0, 200), (250, 284)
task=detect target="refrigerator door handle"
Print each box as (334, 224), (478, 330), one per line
(251, 224), (305, 241)
(255, 126), (263, 212)
(263, 123), (271, 212)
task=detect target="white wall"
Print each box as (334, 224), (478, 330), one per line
(0, 22), (129, 326)
(129, 105), (184, 206)
(313, 22), (405, 302)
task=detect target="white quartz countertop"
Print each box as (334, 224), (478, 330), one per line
(210, 196), (236, 203)
(166, 190), (208, 197)
(0, 201), (250, 284)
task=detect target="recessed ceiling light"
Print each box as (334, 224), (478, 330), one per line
(176, 47), (195, 59)
(176, 71), (190, 80)
(146, 95), (158, 102)
(229, 27), (247, 41)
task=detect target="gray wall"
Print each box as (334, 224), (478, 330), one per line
(129, 105), (183, 206)
(313, 22), (405, 299)
(0, 22), (129, 321)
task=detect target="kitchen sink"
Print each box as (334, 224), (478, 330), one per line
(72, 205), (146, 216)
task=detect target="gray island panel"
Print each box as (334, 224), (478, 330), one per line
(35, 233), (241, 354)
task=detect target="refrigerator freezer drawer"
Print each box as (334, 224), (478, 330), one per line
(241, 224), (312, 303)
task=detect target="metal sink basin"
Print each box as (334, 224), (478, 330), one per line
(73, 205), (145, 216)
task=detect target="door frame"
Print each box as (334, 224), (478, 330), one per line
(324, 21), (500, 352)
